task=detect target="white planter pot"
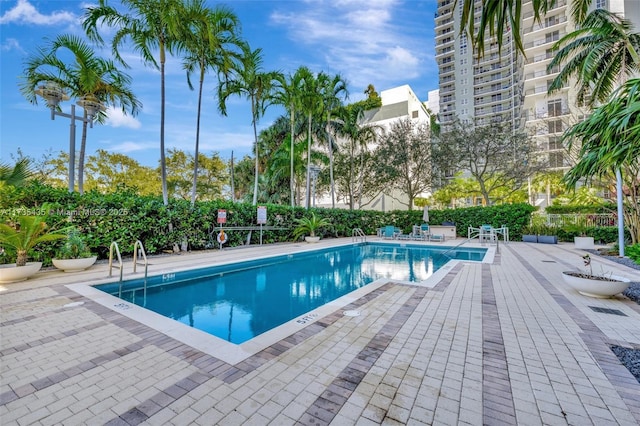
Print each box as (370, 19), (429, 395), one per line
(0, 262), (43, 283)
(305, 236), (321, 243)
(574, 237), (595, 250)
(52, 256), (97, 272)
(562, 271), (631, 298)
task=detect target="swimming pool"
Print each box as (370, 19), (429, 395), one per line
(95, 243), (486, 344)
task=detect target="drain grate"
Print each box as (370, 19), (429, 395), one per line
(589, 306), (627, 316)
(541, 260), (556, 263)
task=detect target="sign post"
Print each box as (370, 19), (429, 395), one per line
(257, 206), (267, 245)
(217, 209), (227, 249)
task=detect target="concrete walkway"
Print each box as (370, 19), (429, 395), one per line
(1, 238), (639, 425)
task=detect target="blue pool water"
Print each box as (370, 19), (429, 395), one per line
(96, 243), (486, 344)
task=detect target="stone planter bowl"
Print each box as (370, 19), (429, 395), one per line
(562, 271), (631, 298)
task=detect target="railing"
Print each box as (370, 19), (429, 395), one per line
(352, 228), (367, 242)
(108, 241), (123, 281)
(133, 240), (148, 279)
(542, 213), (617, 227)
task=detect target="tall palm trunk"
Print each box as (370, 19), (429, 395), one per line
(290, 105), (295, 207)
(251, 94), (259, 206)
(305, 113), (312, 208)
(326, 114), (335, 208)
(191, 63), (205, 206)
(160, 42), (168, 206)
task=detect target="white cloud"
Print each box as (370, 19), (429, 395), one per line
(105, 140), (156, 154)
(1, 38), (24, 53)
(269, 0), (426, 91)
(0, 0), (78, 25)
(105, 107), (142, 129)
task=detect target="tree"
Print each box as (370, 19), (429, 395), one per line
(331, 104), (380, 209)
(165, 148), (227, 200)
(84, 149), (160, 195)
(0, 159), (32, 189)
(218, 44), (278, 205)
(297, 68), (323, 208)
(457, 0), (593, 56)
(318, 72), (348, 208)
(375, 119), (433, 210)
(272, 67), (307, 207)
(433, 120), (544, 205)
(548, 8), (640, 251)
(84, 0), (187, 205)
(20, 34), (139, 194)
(562, 79), (640, 243)
(181, 2), (242, 206)
(548, 9), (640, 107)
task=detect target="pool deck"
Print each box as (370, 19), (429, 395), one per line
(1, 238), (639, 425)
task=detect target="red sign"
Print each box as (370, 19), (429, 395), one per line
(217, 209), (227, 224)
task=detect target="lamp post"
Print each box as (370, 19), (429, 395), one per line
(35, 83), (103, 192)
(309, 165), (321, 208)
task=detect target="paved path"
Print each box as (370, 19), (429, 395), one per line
(1, 239), (639, 425)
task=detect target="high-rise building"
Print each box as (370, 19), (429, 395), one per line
(435, 0), (524, 130)
(435, 0), (640, 174)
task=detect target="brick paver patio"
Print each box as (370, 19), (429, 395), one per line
(1, 238), (639, 425)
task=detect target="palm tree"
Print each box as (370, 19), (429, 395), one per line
(181, 2), (242, 206)
(20, 34), (139, 194)
(548, 9), (640, 254)
(218, 44), (279, 205)
(331, 104), (379, 209)
(548, 9), (640, 107)
(84, 0), (187, 205)
(318, 72), (348, 208)
(297, 69), (324, 209)
(272, 67), (307, 207)
(0, 159), (32, 188)
(562, 79), (640, 243)
(457, 0), (593, 56)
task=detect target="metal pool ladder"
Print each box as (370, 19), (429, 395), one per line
(352, 228), (367, 242)
(108, 242), (123, 281)
(133, 240), (148, 280)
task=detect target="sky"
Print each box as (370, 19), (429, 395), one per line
(0, 0), (438, 168)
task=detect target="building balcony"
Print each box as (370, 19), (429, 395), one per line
(474, 71), (514, 85)
(527, 108), (571, 120)
(523, 0), (567, 20)
(524, 67), (559, 80)
(524, 15), (567, 34)
(474, 84), (512, 95)
(524, 51), (555, 65)
(436, 47), (455, 58)
(524, 33), (566, 50)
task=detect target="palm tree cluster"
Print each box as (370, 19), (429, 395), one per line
(19, 0), (366, 209)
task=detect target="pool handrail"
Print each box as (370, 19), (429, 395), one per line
(133, 240), (148, 279)
(108, 241), (123, 281)
(352, 228), (367, 242)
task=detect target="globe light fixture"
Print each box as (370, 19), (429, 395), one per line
(35, 83), (104, 192)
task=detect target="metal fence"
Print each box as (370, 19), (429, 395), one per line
(536, 213), (617, 228)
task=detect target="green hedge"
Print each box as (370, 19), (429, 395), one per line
(1, 182), (538, 265)
(545, 203), (617, 214)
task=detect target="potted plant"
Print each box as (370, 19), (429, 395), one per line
(0, 210), (66, 283)
(537, 224), (558, 244)
(293, 212), (331, 243)
(52, 228), (97, 272)
(567, 224), (595, 249)
(521, 225), (538, 243)
(562, 254), (631, 298)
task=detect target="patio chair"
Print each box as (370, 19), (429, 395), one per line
(382, 225), (397, 239)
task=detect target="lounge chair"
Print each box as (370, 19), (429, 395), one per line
(382, 225), (397, 239)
